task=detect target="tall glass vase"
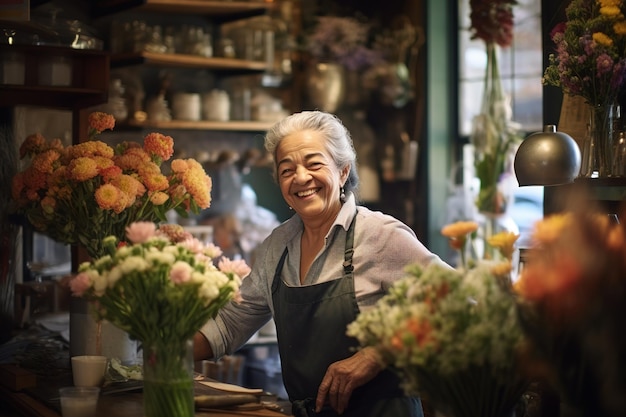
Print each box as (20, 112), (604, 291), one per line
(580, 103), (621, 178)
(142, 338), (195, 417)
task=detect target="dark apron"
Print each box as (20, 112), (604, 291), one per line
(271, 216), (423, 417)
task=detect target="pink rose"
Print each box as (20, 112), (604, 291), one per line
(70, 272), (91, 296)
(180, 237), (205, 254)
(170, 261), (192, 284)
(126, 221), (157, 243)
(218, 258), (251, 279)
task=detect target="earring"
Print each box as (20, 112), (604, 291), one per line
(340, 186), (346, 203)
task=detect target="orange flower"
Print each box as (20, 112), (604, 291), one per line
(23, 168), (46, 192)
(407, 318), (434, 347)
(11, 112), (213, 259)
(179, 159), (212, 209)
(143, 132), (174, 162)
(69, 140), (114, 159)
(32, 149), (61, 174)
(441, 221), (479, 238)
(531, 213), (572, 244)
(115, 152), (151, 172)
(88, 112), (115, 134)
(100, 165), (123, 182)
(19, 133), (47, 158)
(95, 183), (121, 210)
(115, 191), (134, 214)
(40, 196), (56, 214)
(67, 157), (99, 182)
(141, 171), (169, 192)
(150, 191), (169, 206)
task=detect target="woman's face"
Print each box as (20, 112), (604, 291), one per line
(276, 129), (348, 223)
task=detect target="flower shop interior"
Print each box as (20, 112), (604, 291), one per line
(2, 0), (626, 417)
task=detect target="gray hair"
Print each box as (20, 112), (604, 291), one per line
(264, 111), (360, 195)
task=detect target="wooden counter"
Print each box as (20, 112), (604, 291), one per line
(0, 369), (290, 417)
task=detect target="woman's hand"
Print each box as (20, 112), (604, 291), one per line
(315, 347), (383, 414)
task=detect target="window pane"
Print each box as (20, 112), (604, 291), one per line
(458, 0), (542, 136)
(512, 76), (544, 132)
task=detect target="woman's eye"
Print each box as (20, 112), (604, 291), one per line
(280, 168), (293, 177)
(308, 162), (323, 170)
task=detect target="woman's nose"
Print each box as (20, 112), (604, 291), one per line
(294, 165), (311, 183)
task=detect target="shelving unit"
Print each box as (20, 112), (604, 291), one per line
(0, 45), (109, 109)
(121, 118), (274, 131)
(110, 51), (267, 72)
(94, 0), (285, 132)
(94, 0), (272, 21)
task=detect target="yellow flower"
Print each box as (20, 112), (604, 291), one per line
(593, 32), (614, 46)
(487, 231), (519, 260)
(614, 20), (626, 35)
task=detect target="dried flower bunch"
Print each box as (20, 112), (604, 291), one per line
(542, 0), (626, 107)
(515, 207), (626, 416)
(11, 112), (212, 259)
(348, 221), (527, 417)
(469, 0), (517, 47)
(306, 16), (380, 71)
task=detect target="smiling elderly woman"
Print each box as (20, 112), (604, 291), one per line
(193, 110), (449, 417)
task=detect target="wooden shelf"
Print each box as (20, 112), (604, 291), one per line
(111, 51), (267, 72)
(123, 119), (274, 131)
(0, 45), (109, 109)
(94, 0), (272, 20)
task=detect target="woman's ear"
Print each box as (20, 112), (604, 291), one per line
(340, 165), (350, 186)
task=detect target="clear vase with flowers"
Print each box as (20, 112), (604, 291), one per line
(11, 112), (213, 360)
(348, 221), (528, 417)
(468, 0), (524, 260)
(69, 221), (251, 417)
(542, 0), (626, 178)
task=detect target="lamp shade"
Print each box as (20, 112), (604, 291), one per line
(514, 125), (581, 186)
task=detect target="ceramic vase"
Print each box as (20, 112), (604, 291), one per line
(306, 62), (346, 112)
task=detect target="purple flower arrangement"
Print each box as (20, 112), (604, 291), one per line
(543, 0), (626, 106)
(306, 16), (381, 71)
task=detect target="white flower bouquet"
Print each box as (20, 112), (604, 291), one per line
(347, 222), (528, 417)
(69, 221), (250, 417)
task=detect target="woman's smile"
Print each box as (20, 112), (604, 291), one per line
(296, 188), (320, 198)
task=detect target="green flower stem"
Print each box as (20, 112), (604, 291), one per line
(143, 339), (194, 417)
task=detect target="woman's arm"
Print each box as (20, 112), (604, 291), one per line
(193, 331), (214, 361)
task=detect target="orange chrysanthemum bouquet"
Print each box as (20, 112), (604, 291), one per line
(515, 208), (626, 417)
(11, 112), (212, 259)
